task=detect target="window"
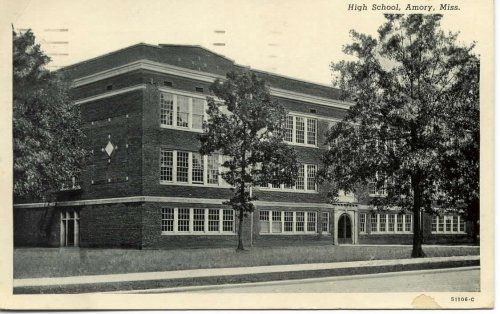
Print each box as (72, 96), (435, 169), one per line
(307, 119), (317, 145)
(222, 210), (234, 232)
(321, 212), (330, 233)
(192, 98), (204, 130)
(160, 93), (174, 126)
(295, 117), (305, 144)
(284, 212), (294, 232)
(405, 214), (412, 232)
(259, 211), (270, 233)
(432, 215), (466, 234)
(161, 208), (174, 232)
(370, 214), (378, 232)
(307, 212), (317, 232)
(164, 81), (173, 87)
(379, 214), (387, 232)
(306, 165), (317, 191)
(160, 92), (206, 131)
(193, 208), (205, 232)
(284, 116), (293, 142)
(177, 152), (189, 182)
(260, 164), (317, 192)
(397, 215), (403, 232)
(359, 213), (366, 233)
(272, 211), (282, 233)
(388, 214), (395, 232)
(161, 208), (234, 234)
(296, 212), (305, 232)
(284, 115), (317, 146)
(191, 153), (204, 184)
(195, 86), (204, 93)
(207, 154), (219, 184)
(176, 95), (190, 127)
(161, 150), (227, 186)
(296, 166), (305, 190)
(260, 210), (318, 234)
(208, 209), (220, 232)
(369, 213), (412, 234)
(178, 208), (190, 232)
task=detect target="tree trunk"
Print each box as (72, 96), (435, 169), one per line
(237, 208), (245, 250)
(411, 177), (426, 258)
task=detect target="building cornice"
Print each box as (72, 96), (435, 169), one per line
(71, 60), (353, 110)
(13, 196), (335, 209)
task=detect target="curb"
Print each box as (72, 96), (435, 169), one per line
(14, 256), (480, 294)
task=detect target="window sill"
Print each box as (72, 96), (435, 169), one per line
(369, 232), (413, 235)
(259, 232), (318, 235)
(284, 141), (319, 149)
(160, 124), (203, 133)
(160, 181), (231, 188)
(254, 187), (318, 194)
(431, 232), (467, 235)
(161, 232), (236, 235)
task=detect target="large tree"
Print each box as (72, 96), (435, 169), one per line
(13, 29), (86, 201)
(320, 14), (479, 257)
(199, 71), (298, 250)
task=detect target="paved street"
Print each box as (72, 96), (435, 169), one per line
(135, 267), (479, 293)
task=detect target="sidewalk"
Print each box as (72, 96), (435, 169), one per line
(14, 255), (480, 294)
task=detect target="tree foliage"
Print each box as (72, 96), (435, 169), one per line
(13, 29), (86, 201)
(320, 14), (479, 257)
(199, 71), (298, 250)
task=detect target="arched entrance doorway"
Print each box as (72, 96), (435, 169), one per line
(338, 213), (352, 244)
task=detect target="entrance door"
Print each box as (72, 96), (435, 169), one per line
(338, 213), (352, 244)
(61, 210), (79, 247)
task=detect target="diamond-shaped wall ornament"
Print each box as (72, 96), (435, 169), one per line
(105, 141), (115, 157)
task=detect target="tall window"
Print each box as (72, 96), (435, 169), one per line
(176, 152), (189, 182)
(307, 119), (317, 145)
(284, 116), (294, 142)
(161, 208), (174, 232)
(405, 214), (412, 232)
(192, 98), (205, 130)
(260, 210), (318, 234)
(207, 154), (219, 184)
(321, 212), (330, 233)
(388, 214), (395, 232)
(160, 92), (206, 131)
(359, 213), (366, 233)
(370, 214), (378, 232)
(306, 165), (317, 191)
(191, 153), (204, 184)
(284, 115), (317, 146)
(379, 214), (387, 232)
(160, 93), (174, 126)
(160, 151), (173, 182)
(176, 95), (190, 127)
(296, 166), (305, 190)
(295, 116), (305, 144)
(161, 208), (234, 234)
(397, 215), (404, 232)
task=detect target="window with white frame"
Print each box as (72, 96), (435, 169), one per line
(321, 212), (330, 233)
(160, 92), (206, 131)
(160, 150), (230, 186)
(161, 207), (235, 234)
(359, 213), (366, 233)
(259, 210), (317, 234)
(369, 172), (388, 196)
(260, 164), (317, 192)
(284, 115), (317, 146)
(431, 215), (466, 234)
(370, 213), (413, 234)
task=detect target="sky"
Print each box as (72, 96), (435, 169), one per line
(8, 0), (485, 85)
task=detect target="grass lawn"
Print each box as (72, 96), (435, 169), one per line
(14, 244), (479, 279)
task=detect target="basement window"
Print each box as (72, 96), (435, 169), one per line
(164, 81), (173, 87)
(195, 87), (204, 93)
(106, 84), (113, 91)
(309, 109), (317, 114)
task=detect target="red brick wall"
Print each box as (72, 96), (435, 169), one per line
(79, 203), (143, 248)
